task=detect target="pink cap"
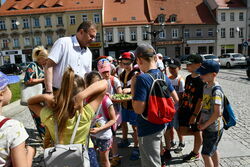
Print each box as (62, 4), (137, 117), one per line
(97, 59), (111, 73)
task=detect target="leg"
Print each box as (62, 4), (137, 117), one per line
(211, 150), (220, 167)
(132, 125), (139, 147)
(26, 146), (36, 167)
(202, 154), (214, 167)
(99, 151), (110, 167)
(121, 122), (128, 140)
(193, 131), (202, 154)
(164, 129), (171, 151)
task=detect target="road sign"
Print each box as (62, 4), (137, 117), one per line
(243, 41), (248, 47)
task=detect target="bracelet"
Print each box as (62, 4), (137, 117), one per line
(192, 113), (198, 117)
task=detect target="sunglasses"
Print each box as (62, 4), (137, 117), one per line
(122, 62), (132, 66)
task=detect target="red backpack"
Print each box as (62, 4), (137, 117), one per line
(141, 73), (176, 124)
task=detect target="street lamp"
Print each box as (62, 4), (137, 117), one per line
(143, 23), (165, 49)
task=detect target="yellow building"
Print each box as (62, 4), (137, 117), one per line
(0, 0), (103, 65)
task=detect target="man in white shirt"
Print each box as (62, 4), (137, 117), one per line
(44, 21), (97, 93)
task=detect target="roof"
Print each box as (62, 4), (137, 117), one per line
(214, 0), (246, 8)
(103, 0), (150, 26)
(0, 0), (102, 16)
(147, 0), (217, 25)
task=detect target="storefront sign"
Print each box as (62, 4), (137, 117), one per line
(89, 42), (102, 48)
(187, 40), (215, 44)
(156, 41), (183, 45)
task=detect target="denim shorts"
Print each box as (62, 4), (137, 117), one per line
(91, 137), (113, 152)
(121, 108), (138, 126)
(201, 129), (223, 156)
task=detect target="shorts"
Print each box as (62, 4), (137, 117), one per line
(167, 111), (179, 130)
(91, 137), (113, 152)
(201, 129), (223, 156)
(121, 108), (138, 126)
(88, 148), (99, 167)
(178, 109), (200, 132)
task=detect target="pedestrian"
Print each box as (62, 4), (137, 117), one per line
(28, 67), (107, 167)
(44, 21), (97, 94)
(178, 54), (204, 162)
(0, 72), (35, 166)
(156, 53), (165, 73)
(118, 52), (140, 161)
(97, 59), (123, 166)
(85, 71), (116, 167)
(131, 43), (178, 167)
(196, 60), (224, 167)
(163, 58), (185, 162)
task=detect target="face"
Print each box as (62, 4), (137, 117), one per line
(101, 71), (111, 80)
(169, 66), (180, 77)
(200, 73), (215, 82)
(0, 86), (12, 106)
(78, 27), (97, 46)
(37, 57), (47, 66)
(186, 63), (201, 73)
(121, 59), (133, 71)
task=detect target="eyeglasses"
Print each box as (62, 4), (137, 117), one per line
(122, 62), (132, 66)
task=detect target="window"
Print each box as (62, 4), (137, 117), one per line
(82, 14), (88, 21)
(159, 30), (166, 39)
(0, 20), (6, 30)
(221, 28), (226, 38)
(95, 33), (100, 42)
(33, 18), (40, 27)
(172, 29), (178, 38)
(46, 35), (53, 45)
(170, 15), (176, 23)
(239, 12), (244, 21)
(158, 15), (165, 23)
(23, 18), (29, 29)
(221, 12), (226, 22)
(45, 17), (52, 26)
(107, 31), (113, 42)
(208, 28), (214, 37)
(239, 28), (243, 38)
(131, 31), (137, 41)
(143, 31), (148, 40)
(2, 39), (8, 48)
(196, 29), (202, 37)
(131, 17), (136, 20)
(230, 12), (234, 21)
(198, 46), (207, 54)
(70, 16), (76, 25)
(13, 38), (19, 48)
(119, 31), (125, 41)
(184, 29), (190, 38)
(57, 16), (63, 25)
(94, 14), (100, 23)
(230, 28), (234, 38)
(11, 19), (18, 29)
(34, 36), (41, 46)
(24, 37), (30, 46)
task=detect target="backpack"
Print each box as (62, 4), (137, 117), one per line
(102, 95), (122, 131)
(212, 86), (236, 130)
(0, 118), (10, 128)
(141, 73), (176, 124)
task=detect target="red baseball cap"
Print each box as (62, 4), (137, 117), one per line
(120, 52), (135, 61)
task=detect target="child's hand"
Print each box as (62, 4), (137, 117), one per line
(122, 88), (131, 94)
(198, 124), (206, 131)
(73, 93), (84, 110)
(189, 115), (196, 125)
(90, 128), (101, 134)
(43, 94), (55, 108)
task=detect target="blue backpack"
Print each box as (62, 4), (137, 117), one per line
(212, 86), (236, 130)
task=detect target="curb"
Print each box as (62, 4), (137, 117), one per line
(2, 100), (27, 117)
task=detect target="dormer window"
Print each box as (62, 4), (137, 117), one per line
(170, 14), (177, 23)
(158, 14), (165, 24)
(131, 16), (136, 20)
(113, 17), (117, 21)
(24, 6), (32, 10)
(8, 7), (17, 11)
(39, 5), (47, 8)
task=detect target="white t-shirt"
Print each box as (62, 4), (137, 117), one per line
(91, 97), (113, 139)
(169, 75), (185, 109)
(107, 77), (121, 95)
(49, 36), (92, 88)
(0, 116), (29, 166)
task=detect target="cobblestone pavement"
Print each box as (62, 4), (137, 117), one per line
(3, 67), (250, 167)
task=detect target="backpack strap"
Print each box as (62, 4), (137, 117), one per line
(102, 95), (110, 120)
(0, 118), (10, 128)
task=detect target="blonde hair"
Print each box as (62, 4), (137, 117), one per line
(32, 46), (48, 61)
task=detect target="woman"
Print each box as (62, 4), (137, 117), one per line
(24, 46), (48, 138)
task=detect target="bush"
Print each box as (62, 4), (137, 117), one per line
(9, 82), (21, 103)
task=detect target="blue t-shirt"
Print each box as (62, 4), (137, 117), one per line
(133, 69), (174, 137)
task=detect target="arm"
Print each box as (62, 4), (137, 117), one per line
(90, 105), (116, 134)
(189, 98), (203, 124)
(44, 59), (56, 93)
(116, 87), (123, 94)
(170, 90), (179, 104)
(25, 78), (45, 86)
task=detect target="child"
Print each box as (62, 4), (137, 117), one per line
(118, 52), (140, 160)
(28, 67), (107, 167)
(196, 60), (224, 167)
(163, 58), (185, 162)
(97, 59), (122, 166)
(131, 43), (179, 167)
(0, 72), (35, 166)
(85, 71), (116, 167)
(178, 54), (204, 162)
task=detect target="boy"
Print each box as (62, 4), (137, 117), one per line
(118, 52), (140, 160)
(0, 72), (35, 166)
(196, 60), (224, 167)
(131, 43), (179, 167)
(178, 54), (204, 161)
(163, 58), (185, 161)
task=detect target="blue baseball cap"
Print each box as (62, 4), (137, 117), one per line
(196, 60), (220, 75)
(0, 71), (20, 90)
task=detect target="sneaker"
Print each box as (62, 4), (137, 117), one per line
(118, 139), (130, 148)
(174, 143), (185, 154)
(183, 151), (199, 162)
(129, 147), (140, 161)
(170, 141), (177, 148)
(111, 156), (121, 167)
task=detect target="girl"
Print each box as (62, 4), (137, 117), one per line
(86, 71), (116, 167)
(28, 67), (107, 167)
